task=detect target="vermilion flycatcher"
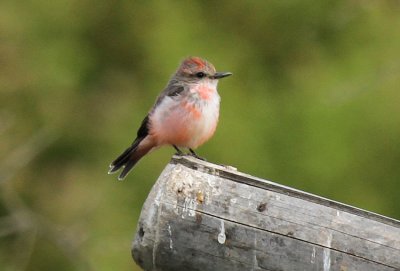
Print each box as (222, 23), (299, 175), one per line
(109, 57), (232, 180)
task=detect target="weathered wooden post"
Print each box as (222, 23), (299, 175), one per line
(132, 155), (400, 271)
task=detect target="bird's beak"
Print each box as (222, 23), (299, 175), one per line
(212, 72), (232, 79)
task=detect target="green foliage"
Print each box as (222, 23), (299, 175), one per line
(1, 1), (400, 270)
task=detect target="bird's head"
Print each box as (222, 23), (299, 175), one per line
(175, 57), (232, 84)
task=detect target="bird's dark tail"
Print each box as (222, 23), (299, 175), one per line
(108, 137), (153, 180)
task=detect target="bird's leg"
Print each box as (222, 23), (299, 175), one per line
(189, 148), (206, 161)
(173, 145), (184, 156)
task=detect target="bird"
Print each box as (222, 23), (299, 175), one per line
(108, 57), (232, 180)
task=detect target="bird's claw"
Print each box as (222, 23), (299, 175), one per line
(190, 154), (206, 161)
(188, 149), (206, 161)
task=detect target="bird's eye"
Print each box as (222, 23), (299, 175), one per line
(195, 72), (206, 78)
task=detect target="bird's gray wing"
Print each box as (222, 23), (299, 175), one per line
(136, 115), (149, 139)
(154, 82), (185, 107)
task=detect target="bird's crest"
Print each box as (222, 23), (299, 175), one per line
(189, 57), (206, 68)
(179, 57), (216, 75)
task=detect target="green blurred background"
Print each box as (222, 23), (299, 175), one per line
(1, 0), (400, 270)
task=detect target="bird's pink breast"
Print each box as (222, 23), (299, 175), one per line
(149, 83), (220, 149)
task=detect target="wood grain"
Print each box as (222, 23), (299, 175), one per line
(132, 155), (400, 271)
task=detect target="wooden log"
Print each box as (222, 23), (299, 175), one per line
(132, 155), (400, 271)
